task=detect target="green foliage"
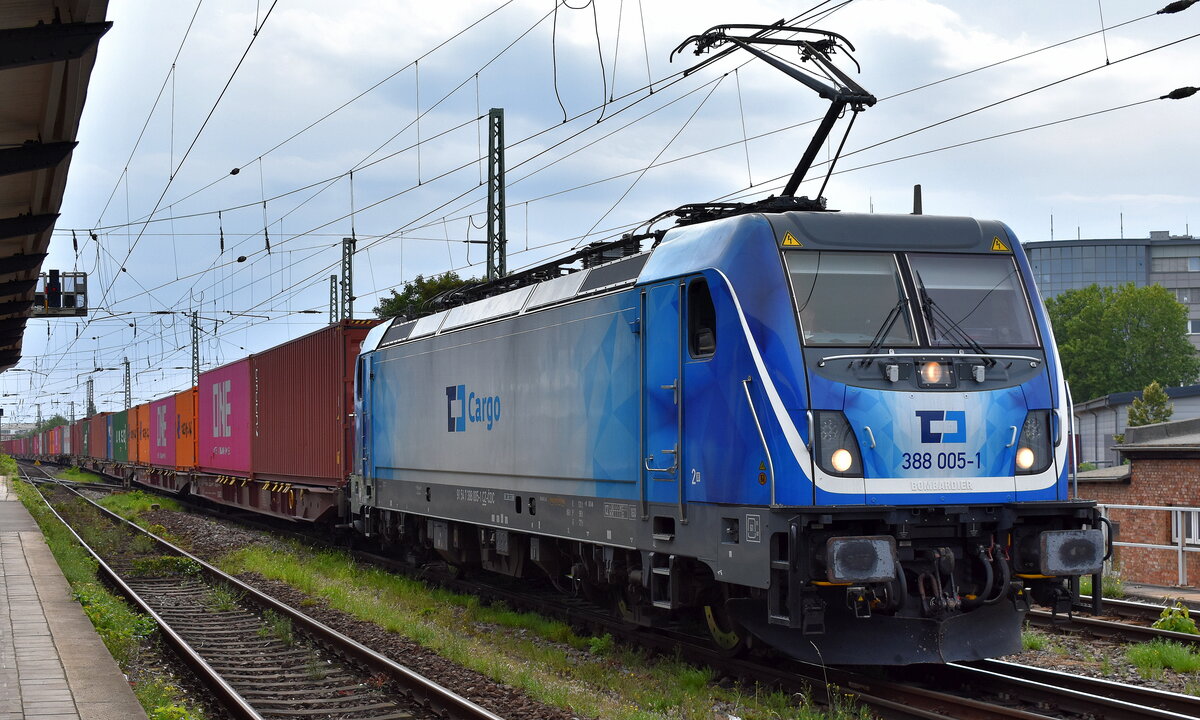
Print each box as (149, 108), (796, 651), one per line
(1079, 568), (1125, 599)
(71, 582), (158, 665)
(98, 490), (183, 519)
(1077, 462), (1098, 472)
(258, 610), (295, 646)
(1045, 283), (1200, 402)
(18, 414), (70, 438)
(1022, 631), (1048, 651)
(1129, 380), (1174, 427)
(1152, 600), (1200, 635)
(149, 704), (202, 720)
(129, 555), (202, 578)
(372, 271), (475, 319)
(587, 633), (614, 655)
(0, 454), (17, 477)
(206, 585), (244, 612)
(1126, 639), (1200, 678)
(59, 466), (104, 483)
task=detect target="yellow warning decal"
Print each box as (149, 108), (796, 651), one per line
(991, 236), (1010, 252)
(782, 232), (802, 247)
(758, 461), (766, 471)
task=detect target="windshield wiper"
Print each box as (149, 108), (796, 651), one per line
(862, 299), (907, 365)
(915, 272), (993, 363)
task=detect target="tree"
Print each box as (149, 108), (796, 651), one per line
(373, 271), (474, 319)
(1128, 380), (1174, 427)
(21, 414), (69, 438)
(1045, 283), (1200, 402)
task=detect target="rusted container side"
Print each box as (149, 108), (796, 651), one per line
(198, 359), (252, 475)
(89, 413), (109, 459)
(175, 387), (197, 470)
(71, 419), (83, 457)
(135, 403), (151, 464)
(251, 319), (378, 485)
(149, 395), (176, 468)
(78, 418), (90, 458)
(111, 411), (128, 462)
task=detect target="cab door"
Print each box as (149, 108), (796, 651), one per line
(642, 281), (685, 522)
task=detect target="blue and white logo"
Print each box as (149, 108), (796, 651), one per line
(915, 410), (966, 443)
(446, 384), (502, 432)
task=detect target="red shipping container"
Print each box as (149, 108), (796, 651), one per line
(71, 419), (83, 457)
(176, 387), (197, 470)
(198, 359), (252, 475)
(150, 395), (176, 468)
(250, 319), (378, 485)
(135, 403), (151, 464)
(50, 426), (62, 455)
(89, 412), (110, 459)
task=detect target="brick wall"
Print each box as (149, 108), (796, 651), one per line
(1079, 458), (1200, 587)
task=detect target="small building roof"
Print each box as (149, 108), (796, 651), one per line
(1117, 416), (1200, 457)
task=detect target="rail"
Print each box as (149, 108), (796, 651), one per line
(1098, 503), (1200, 587)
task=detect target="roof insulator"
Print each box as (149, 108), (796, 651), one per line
(1162, 86), (1198, 100)
(1158, 0), (1196, 12)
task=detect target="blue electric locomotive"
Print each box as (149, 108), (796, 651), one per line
(350, 24), (1106, 665)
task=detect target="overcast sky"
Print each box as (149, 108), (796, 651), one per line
(5, 0), (1198, 423)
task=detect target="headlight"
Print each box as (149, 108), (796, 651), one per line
(918, 361), (956, 388)
(1016, 410), (1053, 475)
(814, 410), (863, 477)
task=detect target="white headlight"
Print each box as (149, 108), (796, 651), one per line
(921, 361), (944, 385)
(831, 448), (854, 473)
(1016, 446), (1035, 470)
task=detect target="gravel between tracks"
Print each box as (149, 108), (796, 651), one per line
(143, 509), (582, 720)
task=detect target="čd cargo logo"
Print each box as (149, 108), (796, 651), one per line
(915, 410), (966, 443)
(445, 384), (502, 432)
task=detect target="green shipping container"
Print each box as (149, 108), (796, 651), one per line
(111, 411), (128, 462)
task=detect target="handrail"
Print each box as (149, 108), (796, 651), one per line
(1097, 503), (1200, 586)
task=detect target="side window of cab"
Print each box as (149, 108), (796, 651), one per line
(688, 278), (717, 359)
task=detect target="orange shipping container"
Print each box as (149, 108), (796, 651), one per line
(136, 403), (151, 464)
(175, 387), (197, 470)
(89, 412), (110, 459)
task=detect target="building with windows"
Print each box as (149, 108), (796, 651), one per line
(1024, 230), (1200, 348)
(1073, 384), (1200, 467)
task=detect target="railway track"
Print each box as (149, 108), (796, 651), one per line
(20, 471), (506, 720)
(1027, 599), (1200, 650)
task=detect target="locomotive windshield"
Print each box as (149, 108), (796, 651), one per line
(787, 252), (916, 346)
(909, 254), (1039, 348)
(787, 251), (1039, 348)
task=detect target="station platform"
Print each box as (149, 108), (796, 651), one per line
(1, 477), (147, 720)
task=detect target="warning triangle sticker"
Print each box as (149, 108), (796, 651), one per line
(782, 232), (802, 247)
(991, 236), (1010, 252)
(758, 462), (766, 471)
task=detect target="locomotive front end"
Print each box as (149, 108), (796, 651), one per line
(733, 213), (1107, 664)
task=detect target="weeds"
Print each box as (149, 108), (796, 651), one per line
(1152, 600), (1200, 635)
(206, 585), (243, 612)
(258, 610), (295, 646)
(1126, 639), (1200, 679)
(1022, 631), (1048, 651)
(129, 555), (201, 578)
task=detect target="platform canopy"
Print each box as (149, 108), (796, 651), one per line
(0, 0), (110, 372)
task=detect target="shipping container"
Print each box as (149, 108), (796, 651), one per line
(250, 319), (378, 485)
(149, 395), (176, 467)
(176, 387), (197, 469)
(135, 403), (151, 464)
(49, 426), (62, 455)
(198, 359), (252, 475)
(128, 404), (141, 463)
(88, 413), (108, 459)
(78, 418), (89, 458)
(110, 411), (128, 462)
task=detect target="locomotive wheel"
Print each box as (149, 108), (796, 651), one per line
(703, 601), (750, 655)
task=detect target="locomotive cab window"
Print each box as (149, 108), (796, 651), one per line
(687, 278), (717, 358)
(908, 254), (1039, 347)
(786, 251), (915, 347)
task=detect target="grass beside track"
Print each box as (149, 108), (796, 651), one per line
(221, 542), (869, 720)
(3, 467), (206, 720)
